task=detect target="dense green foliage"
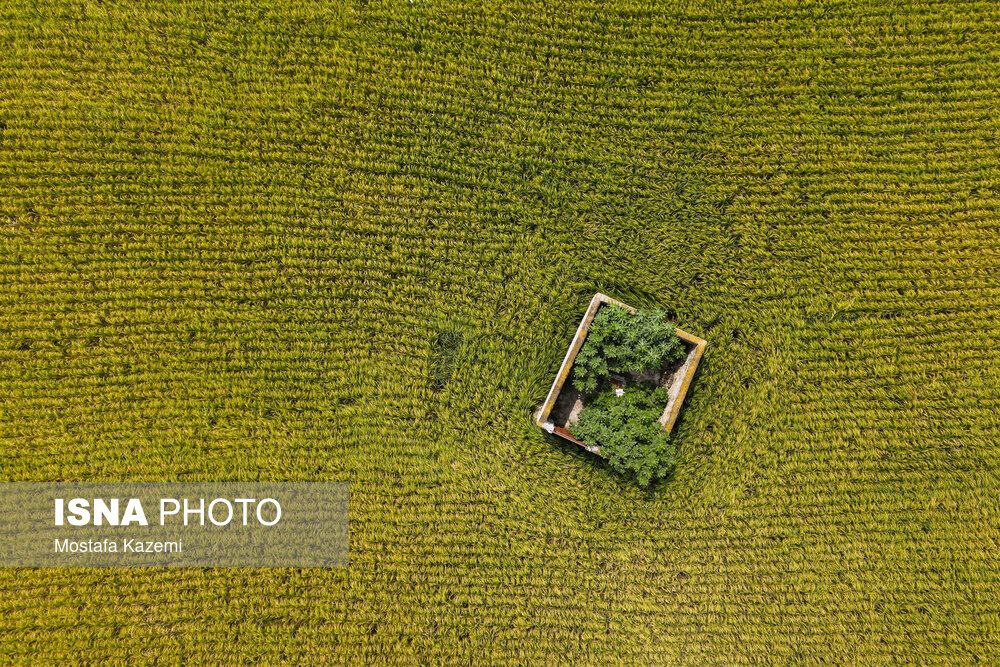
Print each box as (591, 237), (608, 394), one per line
(1, 0), (998, 663)
(572, 305), (684, 394)
(572, 385), (675, 485)
(569, 305), (683, 484)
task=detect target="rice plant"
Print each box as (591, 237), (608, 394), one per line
(0, 0), (996, 663)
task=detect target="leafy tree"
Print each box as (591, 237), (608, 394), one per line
(571, 385), (676, 485)
(572, 305), (684, 395)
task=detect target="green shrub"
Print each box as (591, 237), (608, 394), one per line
(572, 305), (685, 395)
(571, 385), (676, 486)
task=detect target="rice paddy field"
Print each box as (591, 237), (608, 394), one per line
(1, 0), (999, 663)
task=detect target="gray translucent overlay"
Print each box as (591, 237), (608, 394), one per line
(0, 483), (348, 567)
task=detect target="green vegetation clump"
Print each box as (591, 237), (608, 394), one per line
(568, 304), (684, 484)
(572, 386), (675, 486)
(572, 305), (684, 395)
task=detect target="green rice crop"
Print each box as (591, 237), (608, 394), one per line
(1, 0), (998, 662)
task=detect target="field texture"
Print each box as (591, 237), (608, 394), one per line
(1, 0), (999, 663)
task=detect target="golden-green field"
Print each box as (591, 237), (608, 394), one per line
(1, 0), (998, 662)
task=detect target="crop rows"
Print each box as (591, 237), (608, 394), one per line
(1, 0), (998, 663)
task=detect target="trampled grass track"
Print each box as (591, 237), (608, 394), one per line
(1, 0), (998, 662)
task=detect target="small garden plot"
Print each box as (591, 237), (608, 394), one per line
(535, 293), (706, 484)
